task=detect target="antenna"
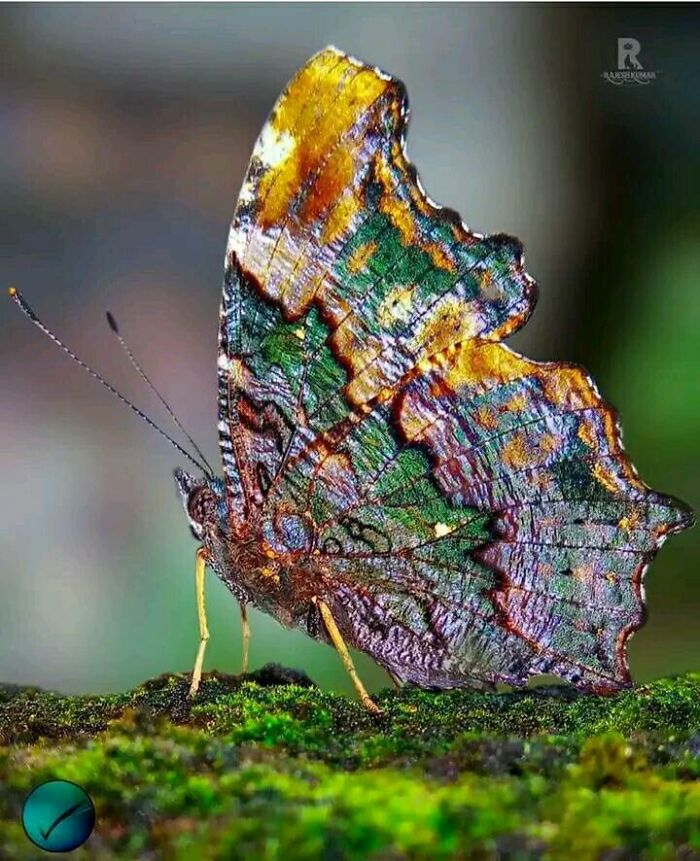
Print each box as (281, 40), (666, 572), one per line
(105, 309), (215, 477)
(8, 287), (213, 478)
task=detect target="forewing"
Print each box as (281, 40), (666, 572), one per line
(218, 47), (693, 689)
(219, 46), (535, 515)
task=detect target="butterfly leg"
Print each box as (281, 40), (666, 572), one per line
(387, 670), (403, 689)
(188, 547), (209, 698)
(313, 597), (382, 715)
(240, 603), (250, 674)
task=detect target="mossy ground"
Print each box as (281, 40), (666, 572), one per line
(1, 667), (698, 860)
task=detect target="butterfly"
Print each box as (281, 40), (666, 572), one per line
(12, 47), (693, 713)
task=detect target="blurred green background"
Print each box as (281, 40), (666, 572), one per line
(1, 4), (697, 697)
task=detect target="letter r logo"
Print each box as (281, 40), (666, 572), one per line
(618, 38), (643, 70)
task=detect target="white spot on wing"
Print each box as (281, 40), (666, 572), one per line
(434, 522), (455, 538)
(255, 124), (295, 168)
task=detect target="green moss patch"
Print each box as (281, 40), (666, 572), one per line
(1, 668), (698, 859)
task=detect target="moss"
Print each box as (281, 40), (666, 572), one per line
(1, 668), (699, 859)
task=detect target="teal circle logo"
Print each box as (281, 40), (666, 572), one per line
(22, 780), (95, 853)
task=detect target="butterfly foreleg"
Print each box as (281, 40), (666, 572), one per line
(313, 597), (382, 715)
(188, 547), (210, 698)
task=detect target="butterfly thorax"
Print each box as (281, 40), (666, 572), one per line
(175, 468), (324, 628)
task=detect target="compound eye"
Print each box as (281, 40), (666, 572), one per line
(187, 488), (216, 526)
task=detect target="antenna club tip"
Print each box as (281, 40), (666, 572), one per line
(106, 310), (119, 334)
(8, 286), (17, 297)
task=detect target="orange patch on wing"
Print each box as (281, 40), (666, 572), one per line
(398, 399), (433, 443)
(501, 432), (530, 469)
(332, 317), (381, 375)
(541, 367), (599, 411)
(505, 393), (528, 413)
(446, 341), (605, 424)
(425, 242), (455, 272)
(375, 152), (456, 273)
(501, 430), (558, 470)
(474, 405), (499, 430)
(347, 241), (377, 273)
(256, 54), (389, 231)
(429, 376), (454, 399)
(446, 340), (536, 391)
(375, 153), (416, 243)
(573, 564), (595, 585)
(540, 433), (559, 455)
(270, 49), (348, 146)
(592, 461), (620, 494)
(321, 190), (361, 246)
(415, 298), (476, 355)
(315, 451), (356, 488)
(302, 146), (355, 225)
(577, 420), (597, 448)
(618, 510), (641, 531)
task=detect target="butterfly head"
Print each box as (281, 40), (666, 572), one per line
(174, 467), (224, 541)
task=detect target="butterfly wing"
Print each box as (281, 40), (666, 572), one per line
(218, 47), (693, 690)
(220, 46), (534, 522)
(392, 344), (692, 689)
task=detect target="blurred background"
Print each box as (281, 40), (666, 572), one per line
(1, 4), (697, 697)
